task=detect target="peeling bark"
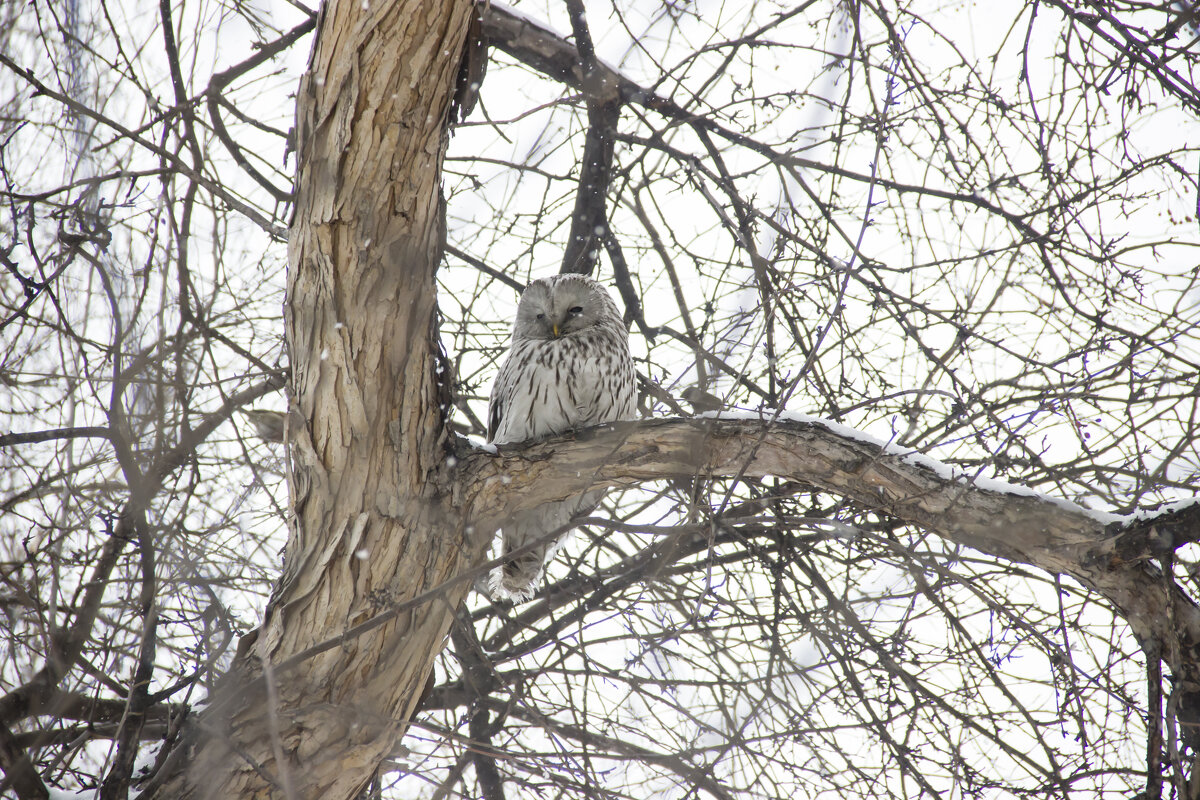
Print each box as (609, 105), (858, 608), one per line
(141, 1), (475, 797)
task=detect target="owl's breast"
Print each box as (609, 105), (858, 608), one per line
(493, 331), (632, 443)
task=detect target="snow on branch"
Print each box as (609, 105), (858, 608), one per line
(458, 415), (1200, 657)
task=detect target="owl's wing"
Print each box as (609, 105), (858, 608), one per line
(487, 349), (518, 442)
(487, 393), (502, 442)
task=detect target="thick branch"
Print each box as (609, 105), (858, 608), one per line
(457, 416), (1200, 683)
(460, 417), (1104, 559)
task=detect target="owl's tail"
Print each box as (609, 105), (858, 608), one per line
(492, 545), (551, 601)
(488, 491), (603, 601)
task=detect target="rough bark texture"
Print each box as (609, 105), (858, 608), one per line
(143, 1), (475, 797)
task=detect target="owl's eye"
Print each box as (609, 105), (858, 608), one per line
(536, 313), (545, 320)
(568, 306), (583, 315)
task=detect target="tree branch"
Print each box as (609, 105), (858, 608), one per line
(452, 619), (506, 800)
(0, 720), (48, 800)
(0, 426), (111, 447)
(460, 416), (1106, 559)
(559, 0), (621, 277)
(456, 416), (1200, 712)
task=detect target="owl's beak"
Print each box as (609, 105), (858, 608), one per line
(552, 323), (560, 338)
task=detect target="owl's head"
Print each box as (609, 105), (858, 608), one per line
(512, 274), (620, 340)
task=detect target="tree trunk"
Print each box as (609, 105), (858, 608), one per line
(144, 1), (475, 797)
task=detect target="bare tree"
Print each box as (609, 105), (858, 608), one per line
(1, 0), (1198, 799)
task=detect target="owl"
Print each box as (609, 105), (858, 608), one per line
(487, 274), (638, 599)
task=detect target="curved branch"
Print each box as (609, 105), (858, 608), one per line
(201, 12), (316, 204)
(206, 94), (292, 203)
(461, 416), (1108, 559)
(457, 416), (1200, 704)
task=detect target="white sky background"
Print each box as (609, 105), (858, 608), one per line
(1, 0), (1198, 796)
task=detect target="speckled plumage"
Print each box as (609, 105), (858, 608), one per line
(487, 274), (637, 599)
